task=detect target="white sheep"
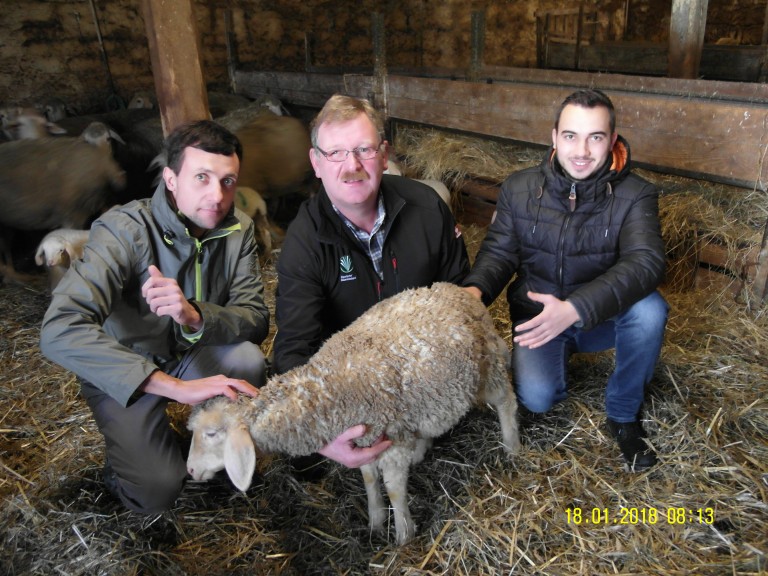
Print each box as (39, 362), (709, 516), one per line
(1, 107), (66, 140)
(186, 282), (520, 545)
(235, 186), (273, 261)
(34, 228), (89, 267)
(34, 228), (90, 289)
(385, 160), (453, 210)
(79, 121), (125, 150)
(0, 137), (125, 232)
(127, 91), (155, 110)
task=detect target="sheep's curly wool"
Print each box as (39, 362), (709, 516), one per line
(193, 282), (510, 455)
(188, 282), (519, 544)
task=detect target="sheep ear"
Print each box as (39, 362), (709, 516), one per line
(223, 424), (256, 492)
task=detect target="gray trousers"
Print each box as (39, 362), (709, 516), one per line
(81, 341), (266, 514)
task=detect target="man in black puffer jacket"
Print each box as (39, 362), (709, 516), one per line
(463, 89), (668, 471)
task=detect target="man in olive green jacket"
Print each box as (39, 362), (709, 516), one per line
(41, 120), (270, 512)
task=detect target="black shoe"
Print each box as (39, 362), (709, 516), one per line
(606, 419), (658, 471)
(102, 459), (121, 499)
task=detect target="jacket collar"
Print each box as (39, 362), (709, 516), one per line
(544, 135), (632, 201)
(313, 175), (406, 245)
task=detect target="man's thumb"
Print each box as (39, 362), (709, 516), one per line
(148, 264), (163, 278)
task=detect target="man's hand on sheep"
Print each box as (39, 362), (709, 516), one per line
(142, 265), (203, 331)
(463, 286), (483, 300)
(139, 369), (260, 405)
(318, 425), (392, 468)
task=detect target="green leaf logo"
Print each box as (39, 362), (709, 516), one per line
(340, 255), (353, 274)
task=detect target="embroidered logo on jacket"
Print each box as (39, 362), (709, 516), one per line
(340, 255), (356, 282)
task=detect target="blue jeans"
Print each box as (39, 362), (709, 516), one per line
(513, 291), (668, 423)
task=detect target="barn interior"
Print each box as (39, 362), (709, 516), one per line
(1, 1), (767, 575)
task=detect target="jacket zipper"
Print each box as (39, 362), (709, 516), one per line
(558, 183), (577, 289)
(569, 182), (577, 212)
(194, 240), (203, 301)
(390, 249), (399, 294)
(557, 213), (573, 290)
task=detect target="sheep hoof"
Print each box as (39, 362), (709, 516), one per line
(369, 508), (388, 533)
(396, 522), (417, 546)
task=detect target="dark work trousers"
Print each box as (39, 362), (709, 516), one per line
(81, 341), (267, 514)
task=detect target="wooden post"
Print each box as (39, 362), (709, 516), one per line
(140, 0), (210, 136)
(304, 32), (313, 71)
(752, 217), (768, 305)
(371, 12), (387, 115)
(668, 0), (709, 79)
(469, 10), (486, 82)
(574, 4), (584, 70)
(224, 9), (238, 94)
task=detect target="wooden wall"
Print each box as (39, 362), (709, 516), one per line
(2, 0), (767, 114)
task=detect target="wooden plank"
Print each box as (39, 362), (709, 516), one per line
(345, 74), (768, 190)
(753, 222), (768, 303)
(457, 192), (496, 227)
(544, 42), (765, 82)
(140, 0), (209, 135)
(461, 179), (501, 203)
(480, 64), (768, 103)
(236, 69), (768, 190)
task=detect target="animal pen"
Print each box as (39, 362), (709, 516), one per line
(2, 4), (768, 576)
(1, 108), (767, 574)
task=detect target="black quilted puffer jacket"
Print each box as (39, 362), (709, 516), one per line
(463, 136), (665, 330)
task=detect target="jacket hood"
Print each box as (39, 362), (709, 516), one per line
(543, 134), (632, 201)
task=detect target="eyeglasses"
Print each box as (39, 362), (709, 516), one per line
(315, 142), (383, 162)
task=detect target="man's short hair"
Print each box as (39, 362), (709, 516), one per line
(165, 120), (243, 174)
(310, 94), (385, 148)
(554, 89), (616, 134)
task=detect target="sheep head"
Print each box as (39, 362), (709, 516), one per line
(186, 396), (257, 492)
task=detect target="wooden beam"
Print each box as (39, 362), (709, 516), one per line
(372, 12), (387, 114)
(235, 68), (768, 190)
(469, 10), (486, 82)
(348, 74), (768, 190)
(140, 0), (209, 135)
(669, 0), (710, 79)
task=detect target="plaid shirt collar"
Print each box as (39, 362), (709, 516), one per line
(332, 194), (387, 278)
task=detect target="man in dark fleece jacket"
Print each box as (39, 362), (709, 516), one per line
(464, 89), (668, 471)
(274, 94), (469, 469)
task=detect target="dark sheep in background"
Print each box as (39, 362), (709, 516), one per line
(55, 109), (163, 203)
(0, 136), (125, 277)
(0, 137), (125, 230)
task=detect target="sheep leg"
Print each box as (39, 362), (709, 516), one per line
(411, 436), (432, 465)
(360, 463), (387, 535)
(483, 378), (521, 455)
(379, 448), (416, 545)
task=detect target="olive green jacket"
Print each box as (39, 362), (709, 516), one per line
(40, 183), (269, 407)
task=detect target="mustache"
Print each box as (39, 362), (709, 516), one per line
(342, 171), (369, 181)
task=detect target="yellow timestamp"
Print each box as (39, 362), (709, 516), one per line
(565, 507), (715, 525)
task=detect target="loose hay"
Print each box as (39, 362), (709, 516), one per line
(1, 132), (767, 575)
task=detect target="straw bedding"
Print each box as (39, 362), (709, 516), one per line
(1, 126), (766, 575)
